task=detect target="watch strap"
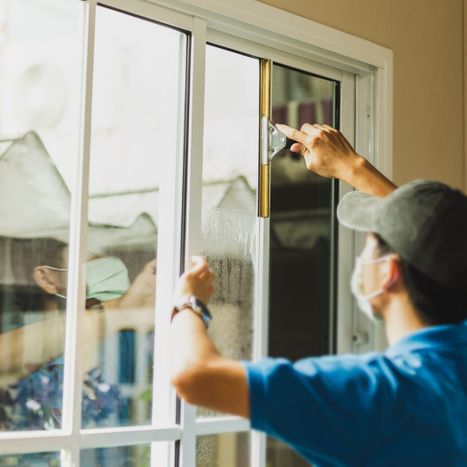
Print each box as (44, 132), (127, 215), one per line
(171, 295), (212, 329)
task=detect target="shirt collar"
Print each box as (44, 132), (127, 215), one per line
(385, 320), (467, 358)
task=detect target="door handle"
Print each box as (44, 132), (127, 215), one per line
(258, 60), (290, 218)
(259, 59), (272, 218)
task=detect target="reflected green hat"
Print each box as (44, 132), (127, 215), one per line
(337, 179), (467, 289)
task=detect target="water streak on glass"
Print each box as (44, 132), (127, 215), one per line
(196, 433), (250, 467)
(199, 45), (259, 417)
(202, 208), (255, 361)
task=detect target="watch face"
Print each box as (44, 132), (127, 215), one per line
(174, 295), (191, 309)
(172, 295), (211, 328)
(187, 295), (198, 309)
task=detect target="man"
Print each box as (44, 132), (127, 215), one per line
(170, 124), (467, 466)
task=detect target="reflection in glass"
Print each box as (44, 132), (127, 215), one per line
(196, 433), (249, 467)
(0, 452), (62, 466)
(268, 65), (338, 466)
(199, 45), (259, 417)
(267, 437), (310, 467)
(80, 445), (155, 467)
(0, 0), (82, 431)
(82, 6), (186, 428)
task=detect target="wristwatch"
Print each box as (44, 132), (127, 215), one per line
(171, 295), (212, 329)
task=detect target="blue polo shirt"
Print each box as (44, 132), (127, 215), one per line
(244, 322), (467, 466)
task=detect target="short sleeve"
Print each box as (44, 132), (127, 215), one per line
(243, 354), (390, 466)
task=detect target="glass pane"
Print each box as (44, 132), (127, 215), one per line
(196, 433), (249, 467)
(80, 445), (158, 467)
(0, 452), (62, 466)
(267, 437), (310, 467)
(199, 45), (259, 417)
(82, 6), (186, 428)
(0, 0), (82, 431)
(268, 65), (338, 466)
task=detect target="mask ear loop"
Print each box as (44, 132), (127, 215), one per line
(362, 254), (393, 265)
(380, 255), (399, 293)
(41, 265), (68, 299)
(357, 254), (395, 300)
(42, 265), (68, 272)
(45, 265), (109, 309)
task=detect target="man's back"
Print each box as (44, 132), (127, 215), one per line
(244, 322), (467, 466)
(371, 323), (467, 466)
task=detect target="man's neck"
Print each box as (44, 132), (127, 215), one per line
(383, 297), (428, 346)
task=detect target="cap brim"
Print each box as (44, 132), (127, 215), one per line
(337, 191), (382, 232)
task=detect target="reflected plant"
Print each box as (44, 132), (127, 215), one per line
(0, 452), (61, 466)
(139, 387), (152, 405)
(0, 388), (13, 429)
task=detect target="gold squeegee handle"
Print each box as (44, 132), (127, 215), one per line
(259, 59), (272, 218)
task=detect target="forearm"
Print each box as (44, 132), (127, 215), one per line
(170, 257), (249, 416)
(170, 309), (249, 417)
(0, 311), (102, 385)
(344, 155), (397, 197)
(0, 316), (65, 384)
(170, 309), (220, 379)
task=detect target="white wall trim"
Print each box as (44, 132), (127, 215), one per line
(375, 54), (394, 180)
(148, 0), (394, 179)
(148, 0), (392, 66)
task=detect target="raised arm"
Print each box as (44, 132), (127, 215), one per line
(276, 123), (396, 197)
(170, 256), (249, 418)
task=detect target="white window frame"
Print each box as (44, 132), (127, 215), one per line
(0, 0), (393, 465)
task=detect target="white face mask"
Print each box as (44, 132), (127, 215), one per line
(351, 255), (391, 322)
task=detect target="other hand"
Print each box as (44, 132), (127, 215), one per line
(175, 256), (214, 305)
(107, 259), (156, 310)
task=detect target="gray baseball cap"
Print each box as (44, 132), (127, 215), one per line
(337, 179), (467, 290)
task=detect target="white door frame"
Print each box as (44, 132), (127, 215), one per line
(0, 1), (392, 466)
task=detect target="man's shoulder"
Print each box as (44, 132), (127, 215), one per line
(245, 351), (394, 389)
(244, 352), (397, 442)
(293, 351), (388, 374)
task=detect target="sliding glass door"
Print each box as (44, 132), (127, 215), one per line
(267, 63), (340, 467)
(0, 1), (359, 465)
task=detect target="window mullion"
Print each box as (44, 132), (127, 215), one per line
(81, 426), (182, 450)
(337, 72), (357, 355)
(249, 217), (269, 467)
(248, 57), (272, 467)
(195, 417), (250, 436)
(0, 433), (73, 456)
(176, 16), (207, 467)
(150, 30), (191, 467)
(61, 0), (97, 464)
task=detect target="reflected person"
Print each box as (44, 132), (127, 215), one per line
(0, 236), (156, 430)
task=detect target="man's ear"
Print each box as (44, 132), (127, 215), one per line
(383, 256), (402, 292)
(33, 266), (58, 294)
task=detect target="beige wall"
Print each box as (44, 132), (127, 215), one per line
(260, 0), (465, 190)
